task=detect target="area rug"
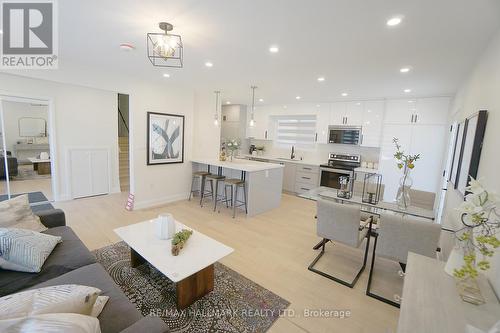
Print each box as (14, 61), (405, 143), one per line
(93, 241), (290, 333)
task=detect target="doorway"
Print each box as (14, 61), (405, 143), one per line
(0, 95), (56, 207)
(118, 93), (130, 192)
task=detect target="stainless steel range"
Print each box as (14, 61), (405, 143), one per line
(319, 153), (361, 189)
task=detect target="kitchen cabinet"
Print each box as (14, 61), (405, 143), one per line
(330, 102), (346, 125)
(360, 100), (385, 147)
(379, 123), (447, 202)
(282, 162), (297, 192)
(246, 106), (272, 140)
(344, 101), (363, 125)
(384, 99), (417, 124)
(414, 97), (450, 125)
(315, 104), (331, 143)
(294, 164), (320, 194)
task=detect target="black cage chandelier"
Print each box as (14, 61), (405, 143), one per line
(147, 22), (183, 68)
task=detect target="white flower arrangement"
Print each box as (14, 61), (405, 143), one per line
(225, 138), (240, 152)
(454, 178), (500, 279)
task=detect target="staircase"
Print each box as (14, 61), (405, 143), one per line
(119, 136), (130, 192)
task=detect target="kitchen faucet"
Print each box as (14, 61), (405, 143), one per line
(290, 146), (295, 160)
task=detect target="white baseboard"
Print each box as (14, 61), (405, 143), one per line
(133, 193), (190, 210)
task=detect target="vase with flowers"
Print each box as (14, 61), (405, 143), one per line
(225, 138), (241, 161)
(445, 178), (500, 304)
(393, 138), (421, 210)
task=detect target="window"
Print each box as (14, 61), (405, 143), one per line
(274, 115), (317, 147)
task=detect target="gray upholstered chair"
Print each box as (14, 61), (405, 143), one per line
(308, 198), (373, 288)
(366, 213), (441, 307)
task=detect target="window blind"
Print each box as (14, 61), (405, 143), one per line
(274, 115), (317, 147)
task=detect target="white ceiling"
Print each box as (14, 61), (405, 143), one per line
(4, 0), (500, 105)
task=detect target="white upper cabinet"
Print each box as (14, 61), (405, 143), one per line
(315, 104), (331, 144)
(414, 97), (450, 125)
(384, 99), (416, 124)
(344, 101), (363, 126)
(246, 106), (272, 140)
(361, 100), (385, 147)
(330, 102), (346, 125)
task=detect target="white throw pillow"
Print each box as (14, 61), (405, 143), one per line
(0, 313), (101, 333)
(0, 285), (101, 320)
(0, 228), (61, 273)
(0, 195), (47, 232)
(90, 296), (109, 317)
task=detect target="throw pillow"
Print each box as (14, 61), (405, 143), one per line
(90, 296), (109, 317)
(0, 313), (101, 333)
(0, 284), (101, 320)
(0, 228), (61, 273)
(0, 195), (47, 232)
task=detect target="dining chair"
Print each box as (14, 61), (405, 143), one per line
(366, 213), (441, 307)
(308, 199), (373, 288)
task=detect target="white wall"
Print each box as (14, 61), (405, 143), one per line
(0, 74), (119, 200)
(0, 72), (201, 210)
(441, 29), (500, 295)
(1, 101), (48, 153)
(192, 90), (221, 159)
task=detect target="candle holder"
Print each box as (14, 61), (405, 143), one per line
(337, 175), (353, 199)
(362, 173), (382, 205)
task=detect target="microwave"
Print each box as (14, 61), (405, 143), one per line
(328, 126), (362, 145)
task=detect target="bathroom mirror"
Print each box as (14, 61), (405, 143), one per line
(19, 117), (47, 137)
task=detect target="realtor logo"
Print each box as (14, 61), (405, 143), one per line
(1, 0), (58, 69)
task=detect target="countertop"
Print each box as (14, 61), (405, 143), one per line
(241, 154), (324, 166)
(191, 158), (284, 172)
(354, 167), (380, 174)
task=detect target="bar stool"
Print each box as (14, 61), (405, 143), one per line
(204, 174), (226, 211)
(189, 171), (211, 206)
(223, 179), (248, 218)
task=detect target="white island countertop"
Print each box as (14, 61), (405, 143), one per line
(191, 158), (284, 172)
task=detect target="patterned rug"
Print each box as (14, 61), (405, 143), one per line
(93, 242), (290, 333)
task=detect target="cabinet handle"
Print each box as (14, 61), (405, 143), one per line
(302, 177), (311, 180)
(265, 130), (268, 139)
(315, 133), (318, 142)
(303, 167), (312, 170)
(345, 117), (348, 124)
(415, 114), (418, 123)
(360, 134), (363, 145)
(301, 187), (310, 191)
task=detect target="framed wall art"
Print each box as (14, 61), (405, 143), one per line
(147, 112), (185, 165)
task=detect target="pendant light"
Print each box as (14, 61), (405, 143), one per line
(214, 91), (221, 126)
(249, 86), (257, 127)
(147, 22), (183, 68)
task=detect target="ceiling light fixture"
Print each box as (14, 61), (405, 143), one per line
(400, 67), (411, 73)
(147, 22), (183, 68)
(269, 46), (279, 53)
(205, 62), (213, 68)
(249, 86), (257, 127)
(317, 77), (325, 82)
(387, 16), (403, 26)
(226, 101), (231, 105)
(163, 73), (170, 78)
(259, 98), (264, 102)
(214, 91), (221, 126)
(404, 88), (412, 93)
(296, 96), (301, 100)
(341, 92), (348, 97)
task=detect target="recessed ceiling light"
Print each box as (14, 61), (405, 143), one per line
(226, 101), (231, 105)
(269, 46), (279, 53)
(205, 62), (213, 67)
(400, 67), (411, 73)
(341, 92), (348, 97)
(408, 100), (415, 103)
(404, 88), (412, 93)
(163, 73), (170, 78)
(387, 16), (403, 26)
(316, 104), (321, 107)
(259, 98), (264, 102)
(356, 102), (361, 106)
(317, 77), (325, 82)
(119, 43), (135, 51)
(295, 96), (301, 100)
(283, 105), (288, 109)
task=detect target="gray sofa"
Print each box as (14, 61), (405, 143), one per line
(0, 209), (169, 333)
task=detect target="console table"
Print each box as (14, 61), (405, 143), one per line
(397, 252), (500, 333)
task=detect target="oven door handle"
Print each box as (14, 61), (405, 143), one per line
(320, 167), (353, 175)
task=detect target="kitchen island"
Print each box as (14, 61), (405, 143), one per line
(191, 158), (284, 216)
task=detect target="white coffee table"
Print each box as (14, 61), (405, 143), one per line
(114, 220), (234, 309)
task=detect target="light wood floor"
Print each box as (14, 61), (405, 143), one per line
(54, 192), (400, 333)
(1, 178), (53, 201)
